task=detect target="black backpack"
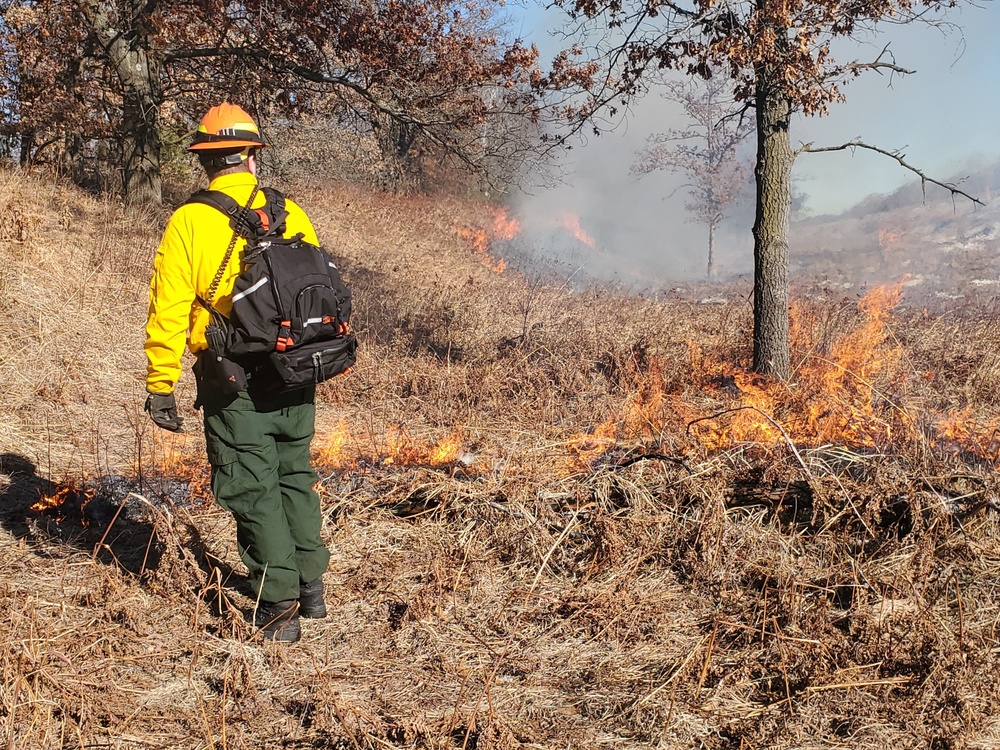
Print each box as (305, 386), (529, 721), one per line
(187, 186), (357, 389)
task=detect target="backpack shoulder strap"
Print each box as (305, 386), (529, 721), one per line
(260, 187), (289, 237)
(185, 185), (262, 311)
(185, 189), (264, 240)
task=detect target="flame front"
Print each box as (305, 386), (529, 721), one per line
(689, 283), (909, 450)
(565, 283), (995, 464)
(316, 421), (464, 470)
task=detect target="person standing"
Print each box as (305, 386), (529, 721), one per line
(143, 103), (330, 642)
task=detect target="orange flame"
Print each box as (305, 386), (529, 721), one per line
(878, 227), (900, 250)
(490, 206), (521, 241)
(567, 358), (666, 465)
(150, 431), (212, 499)
(322, 418), (351, 463)
(560, 213), (596, 248)
(455, 226), (506, 273)
(567, 422), (618, 463)
(295, 276), (993, 474)
(317, 278), (995, 472)
(878, 227), (900, 257)
(935, 410), (1000, 463)
(688, 282), (912, 451)
(453, 205), (517, 274)
(31, 485), (97, 526)
(154, 431), (190, 476)
(316, 421), (465, 470)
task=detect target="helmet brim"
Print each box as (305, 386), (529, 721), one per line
(187, 140), (268, 152)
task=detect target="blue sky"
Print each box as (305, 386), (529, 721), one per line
(503, 1), (1000, 279)
(790, 5), (1000, 214)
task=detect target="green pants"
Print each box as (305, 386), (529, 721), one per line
(201, 386), (330, 603)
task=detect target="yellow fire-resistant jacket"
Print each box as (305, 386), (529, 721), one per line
(145, 173), (319, 394)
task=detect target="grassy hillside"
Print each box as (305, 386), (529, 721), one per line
(789, 161), (1000, 299)
(1, 168), (999, 749)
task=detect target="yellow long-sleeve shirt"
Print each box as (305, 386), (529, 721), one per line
(144, 173), (319, 394)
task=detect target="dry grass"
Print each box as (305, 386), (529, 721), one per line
(1, 167), (999, 749)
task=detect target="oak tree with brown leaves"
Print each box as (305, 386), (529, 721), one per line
(0, 0), (542, 205)
(552, 0), (980, 377)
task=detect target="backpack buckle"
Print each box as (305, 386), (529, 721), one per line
(276, 320), (294, 352)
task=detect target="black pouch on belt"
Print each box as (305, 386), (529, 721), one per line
(193, 316), (248, 404)
(193, 346), (248, 398)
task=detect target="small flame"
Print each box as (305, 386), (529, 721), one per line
(567, 422), (618, 462)
(452, 205), (517, 274)
(155, 431), (189, 476)
(380, 426), (465, 467)
(560, 214), (596, 248)
(567, 358), (666, 465)
(935, 410), (1000, 463)
(31, 485), (97, 526)
(319, 418), (351, 466)
(490, 206), (521, 241)
(878, 227), (900, 256)
(428, 433), (463, 465)
(151, 431), (212, 499)
(455, 226), (507, 273)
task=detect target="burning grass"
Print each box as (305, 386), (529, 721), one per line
(1, 169), (1000, 748)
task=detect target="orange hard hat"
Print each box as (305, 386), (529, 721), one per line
(187, 103), (266, 152)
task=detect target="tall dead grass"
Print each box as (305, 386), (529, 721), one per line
(1, 167), (998, 749)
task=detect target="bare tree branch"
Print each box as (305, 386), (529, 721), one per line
(837, 60), (915, 76)
(832, 45), (915, 79)
(163, 45), (499, 177)
(798, 139), (983, 206)
(165, 47), (397, 117)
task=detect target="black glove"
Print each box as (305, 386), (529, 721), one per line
(144, 392), (184, 432)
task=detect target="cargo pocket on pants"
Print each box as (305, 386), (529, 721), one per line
(206, 440), (239, 469)
(206, 439), (241, 510)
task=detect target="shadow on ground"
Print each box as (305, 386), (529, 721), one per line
(0, 453), (302, 626)
(0, 452), (168, 574)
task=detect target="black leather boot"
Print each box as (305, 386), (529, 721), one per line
(299, 577), (327, 619)
(254, 599), (301, 642)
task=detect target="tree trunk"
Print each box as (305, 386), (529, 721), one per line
(78, 0), (163, 206)
(707, 221), (717, 278)
(19, 130), (33, 166)
(751, 73), (793, 378)
(120, 54), (163, 206)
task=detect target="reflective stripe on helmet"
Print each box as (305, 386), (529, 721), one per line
(188, 104), (267, 152)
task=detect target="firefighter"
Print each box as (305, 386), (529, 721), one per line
(143, 103), (330, 642)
